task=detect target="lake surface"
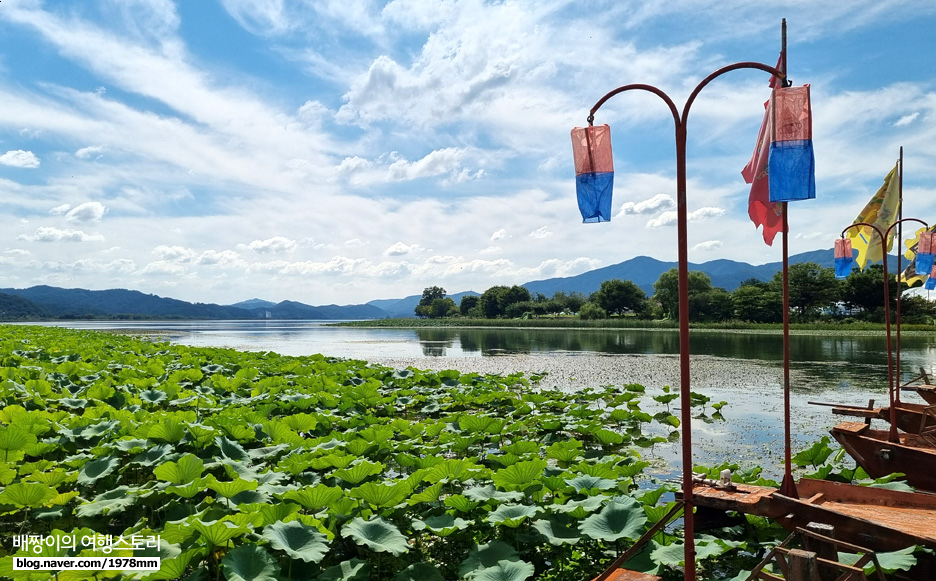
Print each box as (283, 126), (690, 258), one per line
(27, 319), (936, 391)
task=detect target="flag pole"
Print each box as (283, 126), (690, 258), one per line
(778, 18), (797, 499)
(895, 146), (904, 403)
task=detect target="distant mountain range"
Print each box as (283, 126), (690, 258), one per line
(0, 248), (873, 320)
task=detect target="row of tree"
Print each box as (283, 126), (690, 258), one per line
(415, 262), (935, 323)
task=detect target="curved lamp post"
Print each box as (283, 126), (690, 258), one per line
(840, 217), (928, 443)
(585, 41), (787, 581)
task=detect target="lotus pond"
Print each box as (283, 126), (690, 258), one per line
(0, 325), (925, 580)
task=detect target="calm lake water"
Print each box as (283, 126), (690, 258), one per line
(28, 319), (936, 391)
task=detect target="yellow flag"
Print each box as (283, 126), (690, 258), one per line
(900, 225), (936, 285)
(847, 164), (900, 270)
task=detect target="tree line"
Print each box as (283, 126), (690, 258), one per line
(415, 262), (936, 324)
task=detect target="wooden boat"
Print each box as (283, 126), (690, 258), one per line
(813, 399), (936, 435)
(898, 367), (936, 405)
(691, 476), (936, 553)
(830, 420), (936, 491)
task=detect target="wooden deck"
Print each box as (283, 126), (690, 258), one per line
(693, 477), (936, 554)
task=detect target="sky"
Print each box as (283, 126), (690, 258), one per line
(0, 0), (934, 307)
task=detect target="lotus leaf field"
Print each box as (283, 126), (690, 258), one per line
(0, 325), (921, 580)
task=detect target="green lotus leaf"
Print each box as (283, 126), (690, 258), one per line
(393, 562), (445, 581)
(459, 415), (506, 434)
(318, 558), (370, 581)
(166, 477), (209, 499)
(358, 425), (394, 443)
(488, 504), (540, 528)
(154, 453), (204, 484)
(492, 459), (547, 491)
(148, 418), (186, 443)
(0, 482), (56, 507)
(459, 541), (519, 579)
(59, 397), (88, 409)
(579, 496), (647, 542)
(0, 425), (37, 455)
(348, 481), (409, 509)
(282, 484), (344, 511)
(444, 494), (480, 513)
(473, 559), (536, 581)
(333, 460), (384, 485)
(464, 484), (523, 503)
(342, 516), (409, 556)
(408, 482), (444, 504)
(309, 453), (355, 470)
(25, 468), (71, 488)
(221, 544), (278, 581)
(261, 520), (330, 563)
(208, 477), (258, 499)
(192, 519), (250, 546)
(140, 389), (167, 404)
(215, 436), (251, 463)
(566, 475), (618, 493)
(838, 545), (918, 575)
(500, 441), (540, 456)
(424, 458), (481, 484)
(412, 514), (471, 536)
(238, 501), (301, 527)
(77, 455), (120, 485)
(141, 548), (204, 580)
(131, 443), (174, 466)
(532, 516), (581, 546)
(76, 486), (137, 517)
(594, 428), (625, 446)
(344, 438), (376, 457)
(489, 453), (521, 467)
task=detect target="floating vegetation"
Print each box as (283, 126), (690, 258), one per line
(0, 325), (922, 580)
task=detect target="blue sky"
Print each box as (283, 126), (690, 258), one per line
(0, 1), (934, 306)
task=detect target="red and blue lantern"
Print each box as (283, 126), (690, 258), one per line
(571, 124), (614, 223)
(768, 85), (815, 202)
(834, 238), (854, 278)
(915, 231), (936, 275)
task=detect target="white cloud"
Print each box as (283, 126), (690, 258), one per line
(344, 239), (366, 248)
(19, 227), (105, 242)
(692, 240), (724, 251)
(75, 145), (105, 159)
(50, 204), (71, 215)
(196, 250), (244, 267)
(65, 202), (107, 223)
(385, 242), (422, 256)
(0, 150), (40, 168)
(153, 245), (196, 262)
(490, 229), (507, 242)
(894, 112), (919, 127)
(139, 260), (186, 276)
(246, 236), (297, 253)
(617, 194), (676, 216)
(528, 226), (553, 239)
(646, 207), (726, 228)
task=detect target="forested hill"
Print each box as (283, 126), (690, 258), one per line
(0, 286), (389, 321)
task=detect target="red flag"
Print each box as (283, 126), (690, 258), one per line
(742, 100), (784, 245)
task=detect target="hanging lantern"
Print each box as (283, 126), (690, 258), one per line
(571, 124), (614, 223)
(915, 231), (936, 275)
(834, 238), (854, 278)
(768, 85), (816, 202)
(926, 263), (936, 291)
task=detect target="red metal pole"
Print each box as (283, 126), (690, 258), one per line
(895, 147), (904, 404)
(778, 19), (797, 499)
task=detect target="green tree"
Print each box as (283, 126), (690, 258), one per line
(578, 302), (606, 320)
(840, 264), (886, 314)
(415, 286), (447, 318)
(771, 262), (839, 320)
(593, 279), (649, 317)
(688, 288), (734, 322)
(429, 298), (458, 318)
(480, 286), (509, 318)
(459, 295), (480, 317)
(652, 268), (714, 319)
(732, 284), (782, 323)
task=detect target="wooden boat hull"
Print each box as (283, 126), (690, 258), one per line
(901, 383), (936, 405)
(692, 477), (936, 553)
(830, 421), (936, 491)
